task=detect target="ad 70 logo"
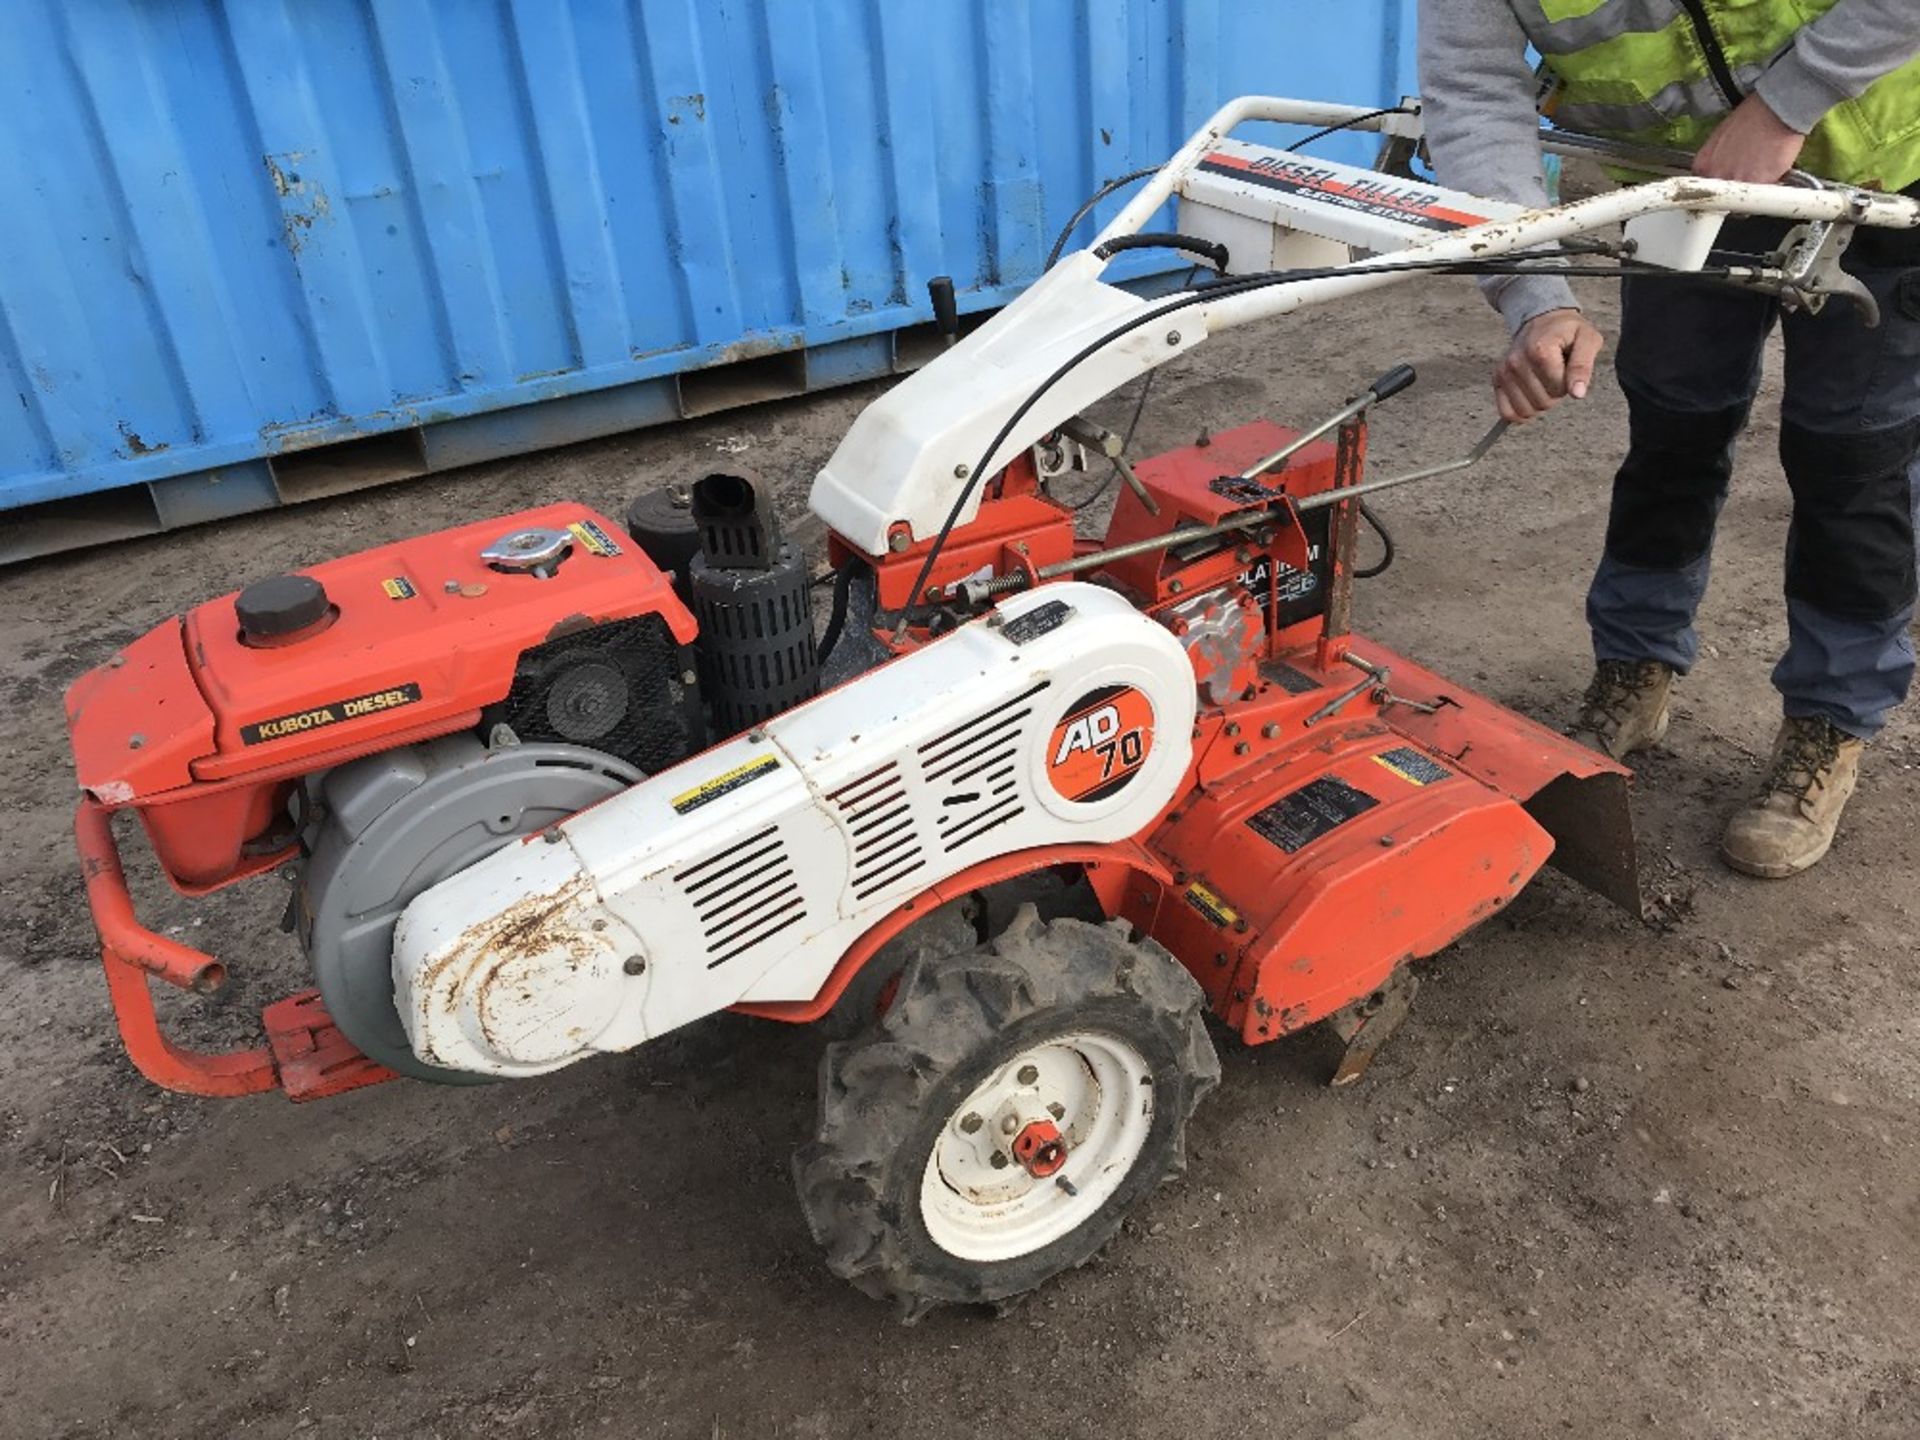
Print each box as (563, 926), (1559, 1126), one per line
(1046, 685), (1156, 803)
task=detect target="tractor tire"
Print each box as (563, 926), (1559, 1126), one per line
(794, 905), (1219, 1321)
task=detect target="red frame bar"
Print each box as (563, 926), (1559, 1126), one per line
(75, 800), (394, 1101)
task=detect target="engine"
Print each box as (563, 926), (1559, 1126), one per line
(64, 489), (830, 1083)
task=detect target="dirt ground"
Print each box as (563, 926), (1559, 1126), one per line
(4, 266), (1919, 1440)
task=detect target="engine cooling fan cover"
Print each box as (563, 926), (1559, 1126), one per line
(484, 613), (703, 775)
(299, 735), (640, 1082)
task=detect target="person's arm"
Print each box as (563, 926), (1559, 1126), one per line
(1700, 2), (1920, 182)
(1417, 0), (1575, 333)
(1756, 1), (1920, 138)
(1417, 0), (1603, 422)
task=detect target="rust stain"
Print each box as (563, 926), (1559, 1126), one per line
(417, 873), (597, 1004)
(263, 151), (331, 254)
(117, 422), (167, 456)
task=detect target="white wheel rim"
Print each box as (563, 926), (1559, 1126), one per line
(919, 1031), (1154, 1262)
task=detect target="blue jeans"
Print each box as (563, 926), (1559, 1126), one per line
(1587, 211), (1920, 739)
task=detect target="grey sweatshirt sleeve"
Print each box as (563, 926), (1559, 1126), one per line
(1752, 1), (1920, 136)
(1415, 0), (1578, 333)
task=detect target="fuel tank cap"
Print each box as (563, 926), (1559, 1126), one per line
(236, 574), (331, 642)
(481, 526), (573, 578)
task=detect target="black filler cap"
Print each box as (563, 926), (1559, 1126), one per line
(236, 574), (330, 641)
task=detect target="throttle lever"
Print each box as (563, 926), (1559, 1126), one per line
(1240, 362), (1418, 480)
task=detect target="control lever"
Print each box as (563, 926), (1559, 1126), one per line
(1240, 363), (1418, 480)
(1293, 417), (1510, 516)
(1059, 415), (1161, 516)
(1720, 214), (1880, 326)
(960, 414), (1513, 607)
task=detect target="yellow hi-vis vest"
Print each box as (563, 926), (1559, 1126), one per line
(1514, 0), (1920, 191)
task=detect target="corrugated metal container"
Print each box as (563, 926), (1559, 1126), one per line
(0, 0), (1418, 561)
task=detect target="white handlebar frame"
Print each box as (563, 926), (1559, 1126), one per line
(808, 96), (1920, 560)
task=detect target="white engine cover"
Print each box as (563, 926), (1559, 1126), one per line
(391, 583), (1197, 1077)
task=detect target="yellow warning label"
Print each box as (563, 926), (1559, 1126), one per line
(1184, 880), (1239, 929)
(568, 520), (623, 557)
(671, 753), (780, 815)
(382, 575), (418, 600)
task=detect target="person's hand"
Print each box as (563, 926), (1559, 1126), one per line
(1495, 308), (1606, 424)
(1692, 94), (1806, 183)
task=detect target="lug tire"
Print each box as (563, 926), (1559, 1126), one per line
(794, 905), (1219, 1321)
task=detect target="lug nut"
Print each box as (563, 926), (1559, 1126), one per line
(990, 1152), (1009, 1169)
(1047, 1102), (1065, 1120)
(960, 1112), (984, 1134)
(1002, 1114), (1019, 1135)
(1016, 1064), (1039, 1086)
(1262, 722), (1280, 739)
(623, 956), (646, 976)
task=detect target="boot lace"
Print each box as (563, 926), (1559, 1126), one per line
(1579, 659), (1660, 732)
(1764, 717), (1842, 813)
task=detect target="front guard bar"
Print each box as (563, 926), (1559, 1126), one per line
(74, 800), (393, 1101)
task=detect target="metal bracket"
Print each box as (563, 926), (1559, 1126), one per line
(1720, 196), (1880, 326)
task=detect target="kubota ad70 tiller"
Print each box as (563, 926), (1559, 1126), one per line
(65, 98), (1920, 1318)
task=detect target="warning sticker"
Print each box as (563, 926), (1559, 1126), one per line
(671, 753), (780, 815)
(1373, 746), (1452, 787)
(240, 683), (424, 746)
(1185, 880), (1240, 929)
(1247, 775), (1378, 854)
(1198, 150), (1493, 232)
(1046, 684), (1156, 803)
(568, 519), (624, 557)
(382, 575), (418, 600)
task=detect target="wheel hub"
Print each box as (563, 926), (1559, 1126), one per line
(1010, 1118), (1068, 1178)
(919, 1031), (1155, 1262)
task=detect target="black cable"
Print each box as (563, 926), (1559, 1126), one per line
(1064, 262), (1197, 514)
(1283, 106), (1415, 155)
(1354, 501), (1395, 579)
(817, 560), (857, 664)
(1045, 166), (1161, 271)
(899, 250), (1701, 617)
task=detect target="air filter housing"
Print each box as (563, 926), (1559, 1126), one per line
(686, 472), (818, 734)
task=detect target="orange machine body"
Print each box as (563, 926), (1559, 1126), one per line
(783, 416), (1631, 1051)
(1061, 417), (1620, 1050)
(66, 419), (1630, 1102)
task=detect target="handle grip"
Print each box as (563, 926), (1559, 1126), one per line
(1366, 363), (1417, 404)
(1092, 231), (1231, 272)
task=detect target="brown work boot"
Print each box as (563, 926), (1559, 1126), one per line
(1720, 716), (1864, 879)
(1572, 659), (1674, 760)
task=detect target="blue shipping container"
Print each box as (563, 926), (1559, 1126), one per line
(0, 0), (1418, 561)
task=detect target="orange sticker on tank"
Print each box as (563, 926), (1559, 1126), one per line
(1046, 685), (1155, 802)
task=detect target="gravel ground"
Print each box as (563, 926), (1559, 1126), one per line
(3, 264), (1918, 1440)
